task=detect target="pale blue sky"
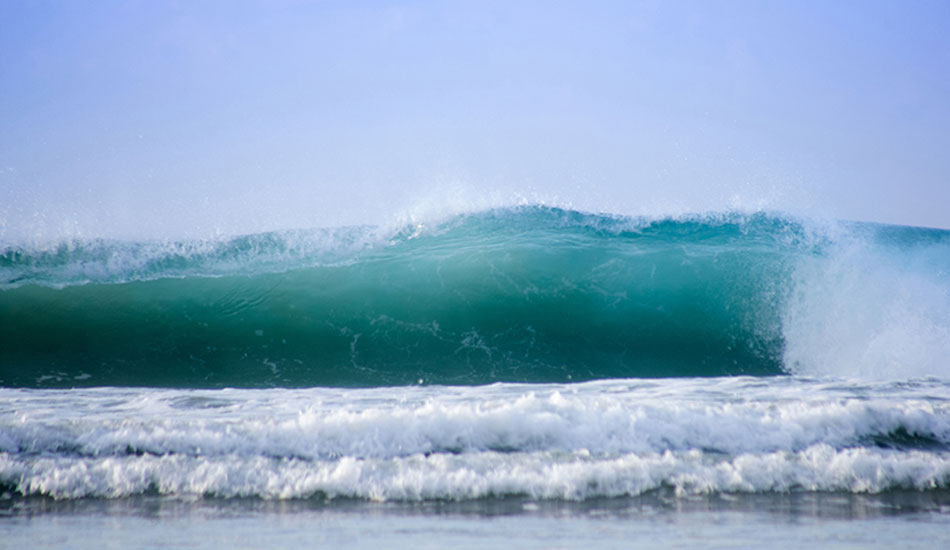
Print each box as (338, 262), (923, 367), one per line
(2, 0), (949, 240)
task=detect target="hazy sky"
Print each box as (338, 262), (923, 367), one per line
(2, 0), (949, 240)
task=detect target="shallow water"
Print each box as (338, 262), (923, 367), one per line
(4, 492), (950, 549)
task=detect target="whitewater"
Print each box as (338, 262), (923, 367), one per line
(2, 205), (950, 547)
(3, 377), (950, 500)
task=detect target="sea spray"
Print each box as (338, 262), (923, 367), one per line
(782, 222), (950, 378)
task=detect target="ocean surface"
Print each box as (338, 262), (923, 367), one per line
(2, 206), (950, 547)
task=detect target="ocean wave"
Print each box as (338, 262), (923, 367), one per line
(1, 206), (949, 385)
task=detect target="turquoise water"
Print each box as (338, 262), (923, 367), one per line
(1, 208), (803, 386)
(2, 206), (950, 546)
(5, 206), (948, 387)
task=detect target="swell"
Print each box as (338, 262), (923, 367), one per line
(1, 206), (947, 387)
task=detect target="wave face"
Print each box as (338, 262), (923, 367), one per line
(1, 206), (949, 387)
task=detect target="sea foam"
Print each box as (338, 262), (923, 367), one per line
(2, 379), (949, 500)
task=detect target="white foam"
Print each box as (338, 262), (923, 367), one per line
(2, 383), (948, 459)
(782, 225), (950, 379)
(3, 445), (948, 500)
(2, 380), (949, 499)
